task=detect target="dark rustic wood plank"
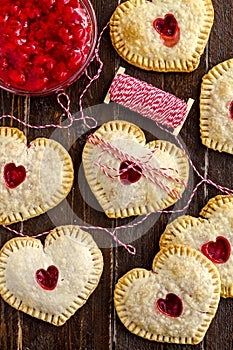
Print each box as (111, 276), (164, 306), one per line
(0, 0), (232, 349)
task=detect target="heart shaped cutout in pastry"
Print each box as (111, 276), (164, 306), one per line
(0, 127), (74, 225)
(200, 59), (233, 154)
(153, 14), (180, 48)
(114, 245), (220, 344)
(4, 162), (27, 189)
(119, 160), (142, 185)
(160, 195), (233, 298)
(156, 292), (183, 317)
(201, 236), (231, 264)
(82, 120), (189, 218)
(110, 0), (214, 72)
(35, 265), (59, 291)
(0, 225), (103, 326)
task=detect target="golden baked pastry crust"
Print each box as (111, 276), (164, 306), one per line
(0, 225), (103, 326)
(0, 127), (74, 225)
(114, 245), (220, 344)
(200, 59), (233, 154)
(82, 120), (189, 218)
(110, 0), (214, 72)
(160, 195), (233, 297)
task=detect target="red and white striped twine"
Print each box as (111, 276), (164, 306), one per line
(87, 133), (186, 199)
(1, 4), (233, 255)
(109, 73), (188, 129)
(2, 224), (136, 255)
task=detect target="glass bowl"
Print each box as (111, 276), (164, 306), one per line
(0, 0), (97, 96)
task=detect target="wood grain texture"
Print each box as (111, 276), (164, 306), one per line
(0, 0), (232, 349)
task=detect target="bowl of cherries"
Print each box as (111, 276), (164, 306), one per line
(0, 0), (97, 96)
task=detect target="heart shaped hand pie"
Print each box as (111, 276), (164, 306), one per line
(200, 59), (233, 154)
(82, 121), (189, 218)
(114, 245), (220, 344)
(0, 226), (103, 326)
(0, 127), (74, 225)
(110, 0), (214, 72)
(160, 195), (233, 297)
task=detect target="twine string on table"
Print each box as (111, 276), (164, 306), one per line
(0, 92), (72, 129)
(2, 224), (136, 255)
(87, 133), (186, 199)
(1, 4), (233, 255)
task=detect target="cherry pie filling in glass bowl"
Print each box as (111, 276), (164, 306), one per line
(0, 0), (97, 95)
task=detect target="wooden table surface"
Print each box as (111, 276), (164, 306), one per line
(0, 0), (233, 349)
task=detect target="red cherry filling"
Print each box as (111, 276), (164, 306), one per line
(153, 14), (180, 48)
(35, 265), (59, 291)
(201, 236), (231, 264)
(0, 0), (92, 93)
(119, 161), (142, 185)
(156, 293), (183, 318)
(4, 162), (26, 189)
(229, 101), (233, 119)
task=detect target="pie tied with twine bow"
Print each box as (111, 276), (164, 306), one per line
(114, 245), (220, 344)
(82, 120), (189, 218)
(0, 225), (103, 326)
(160, 195), (233, 298)
(200, 59), (233, 154)
(0, 127), (74, 225)
(109, 0), (214, 72)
